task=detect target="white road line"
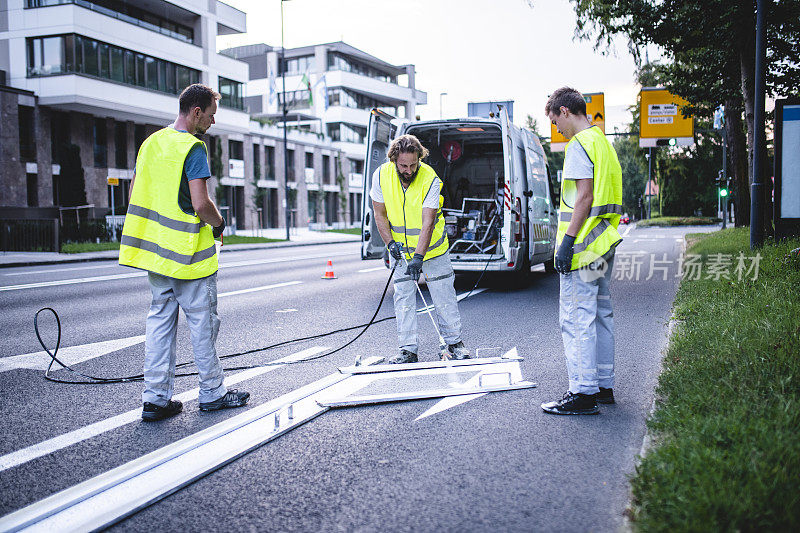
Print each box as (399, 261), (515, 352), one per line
(218, 281), (301, 298)
(358, 266), (386, 273)
(0, 336), (146, 373)
(275, 308), (297, 313)
(0, 346), (328, 473)
(0, 251), (355, 292)
(622, 225), (633, 237)
(2, 264), (120, 276)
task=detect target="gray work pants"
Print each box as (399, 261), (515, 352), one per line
(143, 272), (227, 406)
(559, 254), (616, 395)
(391, 252), (462, 354)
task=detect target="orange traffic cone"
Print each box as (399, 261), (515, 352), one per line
(322, 259), (337, 279)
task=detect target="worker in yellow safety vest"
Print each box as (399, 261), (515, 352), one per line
(119, 84), (249, 421)
(370, 134), (470, 363)
(541, 87), (623, 415)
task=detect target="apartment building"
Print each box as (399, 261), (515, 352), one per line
(0, 0), (250, 225)
(222, 41), (427, 227)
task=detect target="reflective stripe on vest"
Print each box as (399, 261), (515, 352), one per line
(556, 126), (623, 270)
(379, 161), (449, 261)
(119, 128), (218, 279)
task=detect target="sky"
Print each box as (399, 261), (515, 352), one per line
(217, 0), (650, 135)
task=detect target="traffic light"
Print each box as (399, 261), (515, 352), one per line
(720, 188), (728, 197)
(655, 138), (677, 146)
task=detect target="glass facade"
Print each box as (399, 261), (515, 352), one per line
(327, 123), (367, 144)
(327, 53), (394, 83)
(26, 0), (195, 44)
(280, 55), (314, 75)
(219, 76), (244, 110)
(26, 34), (200, 95)
(278, 89), (311, 110)
(327, 87), (396, 115)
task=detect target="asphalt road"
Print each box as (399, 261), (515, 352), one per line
(0, 224), (718, 532)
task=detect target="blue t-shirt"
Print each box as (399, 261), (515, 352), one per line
(134, 131), (210, 214)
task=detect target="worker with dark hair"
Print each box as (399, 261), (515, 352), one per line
(120, 83), (249, 421)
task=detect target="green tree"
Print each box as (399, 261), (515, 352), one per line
(568, 0), (800, 230)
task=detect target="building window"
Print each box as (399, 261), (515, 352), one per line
(280, 55), (314, 75)
(305, 152), (314, 169)
(328, 123), (367, 144)
(115, 122), (127, 168)
(93, 118), (107, 167)
(134, 124), (146, 156)
(27, 174), (39, 207)
(253, 144), (261, 179)
(228, 140), (244, 160)
(323, 155), (331, 184)
(327, 87), (396, 114)
(278, 89), (311, 111)
(18, 106), (36, 162)
(326, 53), (394, 83)
(350, 159), (364, 175)
(25, 1), (195, 44)
(26, 34), (199, 96)
(219, 77), (244, 110)
(265, 146), (275, 179)
(286, 149), (295, 181)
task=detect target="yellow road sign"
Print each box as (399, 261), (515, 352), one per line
(550, 92), (605, 152)
(107, 177), (119, 186)
(639, 88), (694, 147)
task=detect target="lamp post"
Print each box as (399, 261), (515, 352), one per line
(439, 92), (447, 119)
(281, 0), (291, 241)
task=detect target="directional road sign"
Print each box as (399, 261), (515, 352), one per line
(551, 92), (605, 152)
(639, 87), (694, 147)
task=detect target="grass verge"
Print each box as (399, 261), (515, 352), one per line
(636, 216), (721, 227)
(61, 242), (120, 253)
(325, 227), (361, 235)
(629, 227), (800, 531)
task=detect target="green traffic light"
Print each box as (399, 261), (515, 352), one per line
(720, 189), (729, 197)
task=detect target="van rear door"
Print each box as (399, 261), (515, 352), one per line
(522, 129), (555, 258)
(361, 109), (397, 259)
(499, 106), (514, 264)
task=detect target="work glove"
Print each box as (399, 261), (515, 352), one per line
(212, 219), (226, 240)
(405, 253), (424, 281)
(554, 234), (576, 274)
(387, 240), (403, 261)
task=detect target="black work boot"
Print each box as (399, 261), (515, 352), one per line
(388, 350), (418, 364)
(199, 389), (250, 412)
(447, 341), (471, 360)
(596, 387), (615, 404)
(142, 399), (183, 421)
(541, 391), (599, 415)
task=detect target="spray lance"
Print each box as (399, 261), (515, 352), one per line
(400, 254), (451, 361)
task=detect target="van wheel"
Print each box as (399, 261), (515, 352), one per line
(509, 257), (531, 288)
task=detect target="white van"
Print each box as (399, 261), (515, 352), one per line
(360, 108), (558, 283)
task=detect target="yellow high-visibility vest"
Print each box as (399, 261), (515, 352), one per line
(119, 128), (217, 279)
(379, 161), (449, 261)
(557, 125), (623, 270)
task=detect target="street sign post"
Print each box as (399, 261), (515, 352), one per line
(639, 87), (694, 148)
(774, 98), (800, 240)
(550, 92), (605, 152)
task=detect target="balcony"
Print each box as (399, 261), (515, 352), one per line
(325, 70), (426, 105)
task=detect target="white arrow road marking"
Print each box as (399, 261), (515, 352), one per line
(0, 346), (329, 473)
(415, 347), (522, 421)
(0, 336), (147, 373)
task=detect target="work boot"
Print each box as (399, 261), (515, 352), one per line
(447, 341), (471, 360)
(541, 391), (599, 415)
(596, 387), (615, 404)
(199, 389), (250, 412)
(388, 350), (418, 364)
(142, 399), (183, 421)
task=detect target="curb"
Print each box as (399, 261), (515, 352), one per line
(0, 237), (360, 269)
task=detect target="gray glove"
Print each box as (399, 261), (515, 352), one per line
(387, 240), (403, 261)
(212, 219), (226, 239)
(405, 253), (424, 281)
(554, 234), (576, 274)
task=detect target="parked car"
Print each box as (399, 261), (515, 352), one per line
(621, 213), (630, 224)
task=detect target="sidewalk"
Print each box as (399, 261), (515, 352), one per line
(0, 228), (360, 268)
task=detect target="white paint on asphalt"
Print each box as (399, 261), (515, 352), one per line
(2, 264), (120, 276)
(417, 288), (487, 313)
(358, 266), (386, 273)
(0, 335), (146, 373)
(621, 225), (633, 237)
(0, 251), (355, 292)
(0, 346), (329, 473)
(218, 281), (301, 298)
(275, 308), (297, 313)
